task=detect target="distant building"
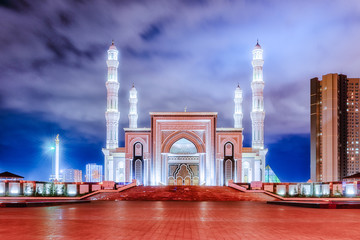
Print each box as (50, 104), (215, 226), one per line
(264, 165), (280, 183)
(86, 163), (103, 182)
(311, 73), (360, 182)
(61, 169), (82, 182)
(343, 172), (360, 182)
(0, 171), (24, 181)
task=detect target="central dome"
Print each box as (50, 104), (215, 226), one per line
(170, 138), (197, 154)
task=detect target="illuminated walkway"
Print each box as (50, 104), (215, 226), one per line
(86, 186), (277, 201)
(0, 201), (359, 239)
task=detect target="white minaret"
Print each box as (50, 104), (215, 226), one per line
(234, 84), (243, 128)
(55, 134), (60, 181)
(251, 40), (265, 149)
(128, 84), (138, 128)
(105, 41), (120, 149)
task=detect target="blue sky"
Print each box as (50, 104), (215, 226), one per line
(0, 0), (359, 181)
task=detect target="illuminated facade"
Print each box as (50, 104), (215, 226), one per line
(128, 84), (138, 129)
(103, 41), (268, 185)
(62, 169), (82, 182)
(311, 73), (360, 182)
(251, 41), (265, 150)
(85, 163), (103, 182)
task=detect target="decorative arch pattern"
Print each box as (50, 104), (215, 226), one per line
(128, 137), (148, 154)
(162, 131), (205, 153)
(218, 138), (237, 156)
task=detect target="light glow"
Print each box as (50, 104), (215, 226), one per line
(346, 184), (355, 196)
(314, 185), (321, 196)
(10, 189), (19, 194)
(276, 185), (286, 196)
(289, 185), (297, 196)
(0, 183), (5, 194)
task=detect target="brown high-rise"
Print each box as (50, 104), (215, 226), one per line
(311, 73), (360, 182)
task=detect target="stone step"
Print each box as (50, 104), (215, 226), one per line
(86, 186), (277, 201)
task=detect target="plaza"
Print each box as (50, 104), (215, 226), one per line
(0, 201), (359, 239)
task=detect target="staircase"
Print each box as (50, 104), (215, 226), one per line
(86, 186), (277, 201)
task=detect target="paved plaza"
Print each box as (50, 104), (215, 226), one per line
(0, 201), (359, 239)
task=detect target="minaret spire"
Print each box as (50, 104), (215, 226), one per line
(105, 41), (120, 149)
(234, 84), (243, 128)
(251, 40), (265, 149)
(129, 84), (138, 128)
(55, 134), (60, 181)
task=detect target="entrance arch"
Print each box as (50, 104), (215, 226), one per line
(164, 136), (202, 186)
(161, 131), (205, 153)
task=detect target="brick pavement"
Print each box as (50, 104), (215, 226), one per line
(0, 201), (360, 239)
(86, 186), (276, 201)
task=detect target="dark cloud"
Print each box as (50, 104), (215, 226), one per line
(124, 46), (185, 60)
(58, 11), (73, 27)
(141, 23), (163, 41)
(0, 0), (32, 12)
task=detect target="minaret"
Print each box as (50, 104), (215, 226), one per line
(128, 84), (138, 128)
(251, 40), (265, 149)
(105, 41), (120, 149)
(55, 134), (60, 181)
(234, 84), (243, 128)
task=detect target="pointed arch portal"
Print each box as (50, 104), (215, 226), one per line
(166, 138), (200, 186)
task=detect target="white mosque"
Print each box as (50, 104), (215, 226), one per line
(102, 41), (267, 186)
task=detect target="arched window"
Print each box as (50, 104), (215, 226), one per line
(133, 142), (144, 185)
(134, 142), (143, 157)
(225, 159), (233, 181)
(224, 142), (233, 157)
(223, 142), (234, 185)
(135, 159), (143, 184)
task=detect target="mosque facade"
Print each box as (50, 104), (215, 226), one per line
(102, 41), (267, 186)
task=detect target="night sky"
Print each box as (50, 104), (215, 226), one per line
(1, 0), (359, 182)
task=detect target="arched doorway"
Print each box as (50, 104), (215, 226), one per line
(223, 142), (235, 185)
(167, 138), (199, 185)
(132, 142), (144, 185)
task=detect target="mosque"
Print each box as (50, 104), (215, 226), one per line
(102, 41), (267, 186)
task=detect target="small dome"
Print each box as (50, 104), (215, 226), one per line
(109, 40), (117, 50)
(236, 83), (241, 90)
(130, 84), (137, 92)
(254, 40), (261, 49)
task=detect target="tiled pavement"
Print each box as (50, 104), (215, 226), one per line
(0, 201), (360, 239)
(86, 186), (276, 201)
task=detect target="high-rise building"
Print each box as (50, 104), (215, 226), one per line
(61, 169), (82, 182)
(311, 73), (360, 182)
(86, 163), (103, 182)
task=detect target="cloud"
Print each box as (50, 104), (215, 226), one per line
(0, 0), (360, 180)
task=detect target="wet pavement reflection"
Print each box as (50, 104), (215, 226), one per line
(0, 201), (359, 239)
